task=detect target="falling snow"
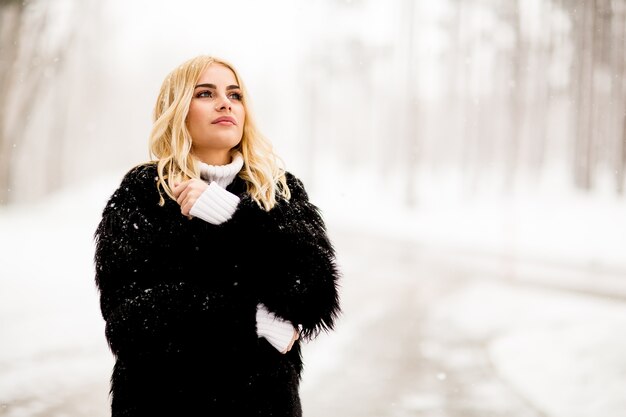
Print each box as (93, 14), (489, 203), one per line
(0, 171), (624, 416)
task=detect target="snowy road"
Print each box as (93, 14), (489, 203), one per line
(301, 230), (547, 417)
(300, 228), (626, 417)
(1, 198), (626, 416)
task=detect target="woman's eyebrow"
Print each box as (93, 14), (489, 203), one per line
(194, 83), (240, 90)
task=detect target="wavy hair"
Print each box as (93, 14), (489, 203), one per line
(148, 55), (290, 211)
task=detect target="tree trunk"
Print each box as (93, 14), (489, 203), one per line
(573, 0), (595, 190)
(612, 0), (626, 194)
(503, 0), (524, 191)
(0, 1), (24, 204)
(402, 0), (418, 207)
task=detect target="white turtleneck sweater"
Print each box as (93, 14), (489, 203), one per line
(189, 152), (244, 225)
(188, 152), (297, 353)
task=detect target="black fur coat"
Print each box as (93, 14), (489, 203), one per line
(93, 163), (341, 416)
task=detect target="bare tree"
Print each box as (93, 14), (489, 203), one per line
(498, 0), (525, 190)
(611, 0), (626, 193)
(0, 0), (62, 204)
(0, 0), (100, 205)
(592, 0), (613, 188)
(528, 0), (553, 182)
(401, 0), (419, 207)
(571, 0), (596, 190)
(0, 0), (25, 204)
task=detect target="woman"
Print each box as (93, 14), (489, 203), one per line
(93, 55), (341, 416)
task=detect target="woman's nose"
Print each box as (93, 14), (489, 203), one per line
(215, 94), (232, 111)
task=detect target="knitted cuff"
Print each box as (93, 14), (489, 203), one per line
(189, 182), (240, 225)
(256, 304), (297, 353)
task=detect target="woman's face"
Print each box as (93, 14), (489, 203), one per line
(187, 64), (245, 159)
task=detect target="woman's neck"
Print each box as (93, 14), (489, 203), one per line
(194, 149), (232, 166)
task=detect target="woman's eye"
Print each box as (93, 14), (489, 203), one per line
(196, 90), (212, 98)
(229, 92), (243, 101)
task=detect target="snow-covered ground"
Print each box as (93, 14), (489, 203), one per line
(1, 170), (625, 416)
(313, 168), (626, 417)
(0, 176), (114, 417)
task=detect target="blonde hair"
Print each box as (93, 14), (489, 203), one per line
(148, 55), (290, 211)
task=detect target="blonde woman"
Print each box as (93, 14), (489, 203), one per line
(94, 55), (341, 416)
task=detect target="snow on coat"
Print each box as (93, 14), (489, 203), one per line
(93, 163), (341, 416)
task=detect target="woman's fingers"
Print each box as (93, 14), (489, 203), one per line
(282, 328), (300, 353)
(172, 180), (188, 198)
(174, 180), (208, 216)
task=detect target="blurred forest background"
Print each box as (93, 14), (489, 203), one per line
(1, 0), (625, 207)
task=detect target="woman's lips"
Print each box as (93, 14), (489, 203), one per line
(212, 117), (236, 125)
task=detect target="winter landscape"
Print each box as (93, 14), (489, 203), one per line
(1, 171), (625, 416)
(2, 0), (626, 416)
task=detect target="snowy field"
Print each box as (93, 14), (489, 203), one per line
(1, 171), (626, 416)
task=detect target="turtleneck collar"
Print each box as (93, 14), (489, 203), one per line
(197, 151), (244, 188)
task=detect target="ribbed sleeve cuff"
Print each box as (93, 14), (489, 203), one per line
(256, 304), (297, 353)
(189, 182), (240, 225)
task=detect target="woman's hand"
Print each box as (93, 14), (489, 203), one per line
(172, 179), (209, 216)
(282, 328), (300, 354)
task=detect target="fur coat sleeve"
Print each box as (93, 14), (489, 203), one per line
(229, 172), (342, 340)
(94, 165), (243, 360)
